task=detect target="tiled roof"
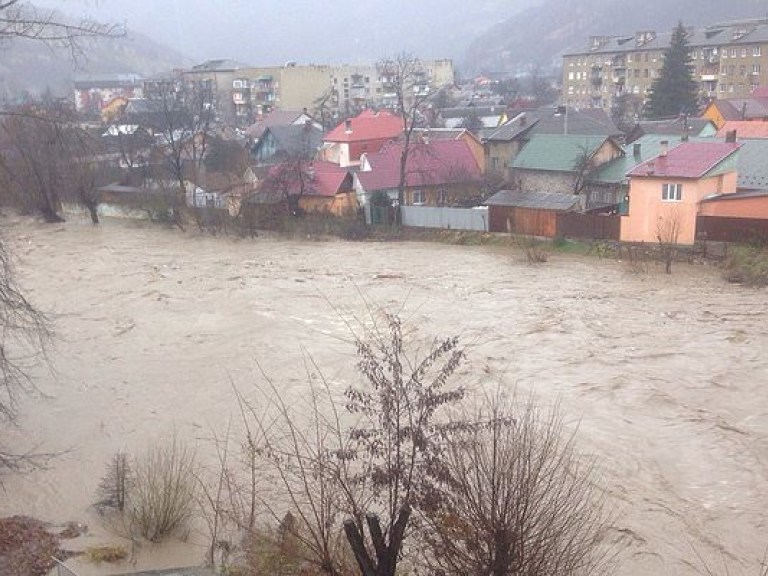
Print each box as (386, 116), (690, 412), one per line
(735, 138), (768, 189)
(325, 110), (402, 143)
(717, 121), (768, 139)
(356, 139), (481, 192)
(531, 107), (622, 137)
(712, 98), (768, 121)
(635, 118), (716, 138)
(311, 161), (353, 197)
(512, 134), (614, 172)
(485, 189), (579, 211)
(263, 124), (324, 156)
(245, 111), (311, 139)
(627, 141), (740, 179)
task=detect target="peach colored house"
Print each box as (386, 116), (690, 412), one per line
(699, 190), (768, 220)
(620, 142), (741, 245)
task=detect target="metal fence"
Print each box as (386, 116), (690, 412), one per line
(51, 557), (80, 576)
(401, 206), (489, 232)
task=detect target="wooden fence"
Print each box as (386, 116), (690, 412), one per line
(488, 206), (621, 240)
(696, 216), (768, 244)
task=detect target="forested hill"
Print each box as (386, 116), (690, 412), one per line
(465, 0), (768, 76)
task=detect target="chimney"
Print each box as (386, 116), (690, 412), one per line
(741, 101), (747, 120)
(659, 140), (668, 157)
(345, 119), (352, 134)
(726, 129), (737, 143)
(519, 114), (527, 127)
(633, 142), (641, 158)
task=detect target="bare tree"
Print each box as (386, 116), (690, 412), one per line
(420, 391), (610, 576)
(342, 313), (468, 576)
(656, 208), (682, 274)
(0, 234), (52, 470)
(135, 78), (216, 229)
(377, 54), (432, 223)
(0, 0), (122, 57)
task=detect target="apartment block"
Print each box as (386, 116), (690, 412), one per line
(182, 59), (455, 126)
(562, 18), (768, 111)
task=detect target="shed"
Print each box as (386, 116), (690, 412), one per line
(485, 190), (579, 236)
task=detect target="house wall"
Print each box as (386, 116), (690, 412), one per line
(620, 172), (737, 244)
(298, 192), (358, 216)
(703, 103), (729, 129)
(458, 134), (486, 173)
(486, 140), (523, 180)
(518, 169), (579, 195)
(404, 183), (481, 207)
(699, 196), (768, 219)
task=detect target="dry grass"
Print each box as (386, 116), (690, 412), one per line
(85, 544), (127, 564)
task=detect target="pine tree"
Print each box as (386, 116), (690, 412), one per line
(645, 22), (699, 119)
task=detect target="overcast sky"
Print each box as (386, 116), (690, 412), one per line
(34, 0), (513, 66)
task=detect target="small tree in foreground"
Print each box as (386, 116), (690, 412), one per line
(657, 208), (682, 274)
(421, 392), (610, 576)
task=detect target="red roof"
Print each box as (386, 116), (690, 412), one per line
(260, 161), (351, 198)
(627, 142), (740, 179)
(716, 121), (768, 139)
(356, 139), (481, 191)
(325, 110), (403, 143)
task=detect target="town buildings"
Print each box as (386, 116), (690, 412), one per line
(562, 18), (768, 111)
(182, 59), (455, 125)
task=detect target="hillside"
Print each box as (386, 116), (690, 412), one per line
(0, 27), (189, 101)
(465, 0), (768, 76)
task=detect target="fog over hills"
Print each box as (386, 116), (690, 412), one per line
(6, 0), (768, 98)
(32, 0), (540, 66)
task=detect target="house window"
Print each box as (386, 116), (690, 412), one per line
(741, 48), (747, 58)
(437, 189), (448, 206)
(753, 64), (761, 74)
(662, 183), (682, 202)
(412, 190), (425, 205)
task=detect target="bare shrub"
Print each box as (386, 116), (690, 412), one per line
(515, 235), (551, 264)
(128, 436), (198, 542)
(723, 245), (768, 287)
(656, 210), (682, 274)
(421, 391), (611, 576)
(95, 451), (131, 512)
(625, 244), (650, 275)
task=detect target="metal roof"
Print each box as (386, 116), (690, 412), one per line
(512, 134), (613, 172)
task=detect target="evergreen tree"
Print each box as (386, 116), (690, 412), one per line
(645, 22), (699, 119)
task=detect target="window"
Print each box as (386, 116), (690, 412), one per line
(742, 48), (747, 58)
(412, 189), (425, 205)
(437, 189), (448, 206)
(662, 183), (682, 202)
(753, 46), (762, 57)
(722, 50), (728, 59)
(720, 83), (726, 92)
(731, 48), (737, 57)
(753, 64), (761, 74)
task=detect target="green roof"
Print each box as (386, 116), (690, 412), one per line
(512, 134), (610, 172)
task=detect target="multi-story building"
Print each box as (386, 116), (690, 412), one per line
(181, 59), (456, 126)
(562, 18), (768, 112)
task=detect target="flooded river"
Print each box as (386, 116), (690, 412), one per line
(1, 219), (766, 575)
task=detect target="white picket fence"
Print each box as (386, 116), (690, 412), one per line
(400, 206), (489, 232)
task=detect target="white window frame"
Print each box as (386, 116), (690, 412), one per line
(662, 183), (682, 202)
(412, 189), (426, 206)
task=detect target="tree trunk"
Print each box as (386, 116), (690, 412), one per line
(344, 505), (411, 576)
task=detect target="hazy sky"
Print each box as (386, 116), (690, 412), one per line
(34, 0), (513, 66)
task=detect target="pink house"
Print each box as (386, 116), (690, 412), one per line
(621, 141), (741, 245)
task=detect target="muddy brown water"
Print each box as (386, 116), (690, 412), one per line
(1, 219), (766, 575)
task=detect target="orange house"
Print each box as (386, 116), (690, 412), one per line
(621, 142), (741, 245)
